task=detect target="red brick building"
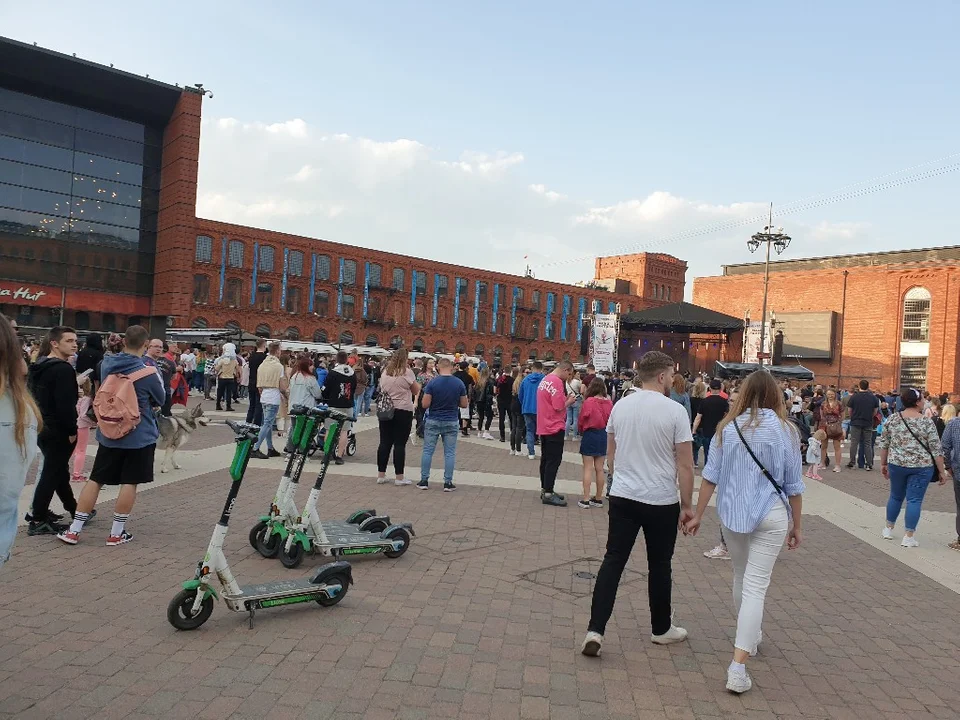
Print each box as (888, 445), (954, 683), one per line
(0, 37), (687, 365)
(693, 246), (960, 393)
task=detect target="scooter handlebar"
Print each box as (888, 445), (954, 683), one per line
(306, 404), (355, 423)
(225, 419), (260, 438)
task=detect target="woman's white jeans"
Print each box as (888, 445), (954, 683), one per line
(723, 503), (788, 654)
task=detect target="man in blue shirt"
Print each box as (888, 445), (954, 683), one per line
(419, 358), (468, 491)
(518, 362), (545, 459)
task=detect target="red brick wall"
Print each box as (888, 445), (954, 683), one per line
(594, 252), (687, 302)
(186, 219), (660, 363)
(693, 263), (960, 393)
(152, 90), (202, 324)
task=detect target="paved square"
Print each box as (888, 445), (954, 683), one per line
(5, 405), (960, 719)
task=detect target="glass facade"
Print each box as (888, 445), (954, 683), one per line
(0, 86), (161, 296)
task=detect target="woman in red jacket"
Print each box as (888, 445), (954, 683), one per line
(577, 378), (613, 508)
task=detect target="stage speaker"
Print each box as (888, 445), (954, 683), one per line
(580, 320), (592, 357)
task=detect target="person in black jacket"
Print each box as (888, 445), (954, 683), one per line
(75, 333), (104, 378)
(27, 326), (80, 535)
(246, 339), (267, 425)
(322, 350), (357, 465)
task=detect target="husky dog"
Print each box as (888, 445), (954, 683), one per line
(157, 404), (209, 473)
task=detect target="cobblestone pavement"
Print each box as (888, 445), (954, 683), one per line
(6, 397), (960, 718)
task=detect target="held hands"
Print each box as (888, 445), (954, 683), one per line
(939, 468), (951, 486)
(679, 507), (697, 535)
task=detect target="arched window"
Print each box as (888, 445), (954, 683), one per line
(902, 287), (931, 342)
(228, 240), (244, 268)
(75, 311), (90, 330)
(415, 303), (426, 327)
(316, 254), (331, 281)
(528, 347), (538, 360)
(314, 290), (330, 317)
(392, 268), (405, 290)
(256, 283), (273, 311)
(493, 345), (503, 359)
(437, 307), (447, 329)
(193, 274), (210, 304)
(435, 340), (447, 353)
(225, 320), (241, 332)
(413, 337), (425, 351)
(365, 334), (379, 347)
(514, 317), (524, 337)
(339, 331), (353, 345)
(102, 314), (116, 332)
(392, 300), (405, 325)
(478, 311), (488, 333)
(225, 278), (243, 307)
(287, 286), (302, 314)
(562, 352), (571, 361)
(531, 320), (539, 339)
(368, 296), (383, 320)
(342, 294), (355, 319)
(255, 323), (271, 337)
(511, 347), (521, 363)
(285, 326), (300, 340)
(475, 343), (485, 356)
(288, 250), (304, 276)
(369, 263), (382, 287)
(195, 235), (213, 263)
(457, 308), (467, 329)
(342, 259), (357, 286)
(192, 317), (208, 329)
(455, 342), (466, 354)
(259, 245), (275, 273)
(497, 314), (506, 335)
(313, 329), (328, 343)
(544, 351), (554, 361)
(390, 334), (404, 349)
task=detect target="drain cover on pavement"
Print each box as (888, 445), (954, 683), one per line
(519, 557), (646, 599)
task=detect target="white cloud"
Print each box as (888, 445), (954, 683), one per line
(195, 116), (870, 295)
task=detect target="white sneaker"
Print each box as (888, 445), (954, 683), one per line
(376, 477), (390, 485)
(528, 454), (536, 460)
(832, 465), (841, 473)
(651, 625), (688, 645)
(703, 545), (730, 560)
(395, 478), (412, 486)
(881, 526), (894, 540)
(726, 664), (752, 694)
(581, 631), (603, 657)
(901, 535), (919, 548)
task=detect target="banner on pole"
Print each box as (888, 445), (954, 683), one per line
(591, 313), (618, 372)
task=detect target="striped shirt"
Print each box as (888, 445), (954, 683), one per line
(941, 418), (960, 472)
(702, 409), (805, 534)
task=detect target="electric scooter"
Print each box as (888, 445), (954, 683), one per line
(249, 406), (392, 558)
(276, 406), (415, 569)
(167, 419), (354, 631)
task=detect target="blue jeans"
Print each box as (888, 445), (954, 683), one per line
(255, 404), (280, 452)
(886, 464), (934, 531)
(362, 385), (374, 415)
(566, 402), (582, 438)
(421, 419), (460, 484)
(524, 413), (538, 456)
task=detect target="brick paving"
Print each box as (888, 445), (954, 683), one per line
(5, 429), (960, 720)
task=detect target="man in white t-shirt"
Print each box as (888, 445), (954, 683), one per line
(582, 350), (695, 657)
(179, 348), (197, 393)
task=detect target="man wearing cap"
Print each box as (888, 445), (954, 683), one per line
(691, 379), (729, 464)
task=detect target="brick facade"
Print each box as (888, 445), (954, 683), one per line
(693, 257), (960, 394)
(187, 218), (680, 363)
(594, 252), (687, 303)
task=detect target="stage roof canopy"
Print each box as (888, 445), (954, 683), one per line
(620, 302), (744, 333)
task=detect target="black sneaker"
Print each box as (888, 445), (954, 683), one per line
(541, 489), (565, 502)
(250, 450), (269, 460)
(577, 499), (591, 509)
(864, 464), (873, 471)
(28, 519), (67, 536)
(25, 510), (65, 523)
(443, 483), (456, 492)
(589, 499), (604, 508)
(417, 480), (429, 490)
(334, 456), (345, 465)
(267, 449), (282, 458)
(542, 493), (567, 507)
(846, 462), (855, 469)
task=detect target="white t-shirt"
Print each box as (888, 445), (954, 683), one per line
(180, 352), (197, 372)
(606, 388), (693, 505)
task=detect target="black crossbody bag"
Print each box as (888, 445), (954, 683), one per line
(733, 418), (785, 496)
(896, 412), (939, 483)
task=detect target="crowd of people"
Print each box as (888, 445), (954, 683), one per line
(4, 318), (960, 696)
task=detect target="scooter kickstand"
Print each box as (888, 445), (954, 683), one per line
(248, 607), (256, 629)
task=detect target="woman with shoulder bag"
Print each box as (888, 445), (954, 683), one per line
(818, 389), (844, 472)
(376, 349), (421, 486)
(685, 370), (805, 695)
(878, 388), (950, 547)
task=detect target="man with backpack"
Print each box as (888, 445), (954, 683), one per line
(57, 325), (164, 547)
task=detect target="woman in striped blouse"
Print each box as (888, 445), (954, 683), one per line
(684, 370), (805, 695)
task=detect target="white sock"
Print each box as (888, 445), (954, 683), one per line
(730, 661), (746, 675)
(69, 512), (90, 534)
(111, 513), (129, 536)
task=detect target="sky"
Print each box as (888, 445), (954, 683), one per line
(3, 1), (959, 296)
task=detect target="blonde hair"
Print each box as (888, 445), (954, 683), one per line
(512, 370), (523, 395)
(0, 316), (41, 457)
(385, 348), (409, 376)
(813, 428), (827, 442)
(941, 404), (957, 423)
(715, 371), (787, 446)
(690, 379), (707, 399)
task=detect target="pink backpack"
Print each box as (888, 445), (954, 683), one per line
(93, 366), (156, 440)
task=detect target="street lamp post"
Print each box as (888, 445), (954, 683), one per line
(747, 203), (791, 367)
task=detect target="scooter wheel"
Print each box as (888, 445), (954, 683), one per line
(280, 541), (306, 569)
(361, 519), (388, 533)
(253, 525), (282, 558)
(383, 527), (411, 559)
(346, 437), (357, 457)
(316, 573), (350, 607)
(167, 589), (214, 631)
(248, 521), (266, 551)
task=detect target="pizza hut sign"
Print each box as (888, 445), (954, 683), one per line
(0, 285), (48, 303)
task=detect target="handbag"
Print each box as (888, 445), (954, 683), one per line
(732, 418), (785, 496)
(896, 412), (939, 483)
(376, 387), (395, 421)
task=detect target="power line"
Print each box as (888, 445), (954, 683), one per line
(536, 152), (960, 269)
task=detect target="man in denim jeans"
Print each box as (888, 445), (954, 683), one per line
(251, 342), (287, 459)
(518, 362), (545, 460)
(419, 358), (468, 492)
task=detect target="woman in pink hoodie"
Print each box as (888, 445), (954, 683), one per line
(577, 378), (613, 508)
